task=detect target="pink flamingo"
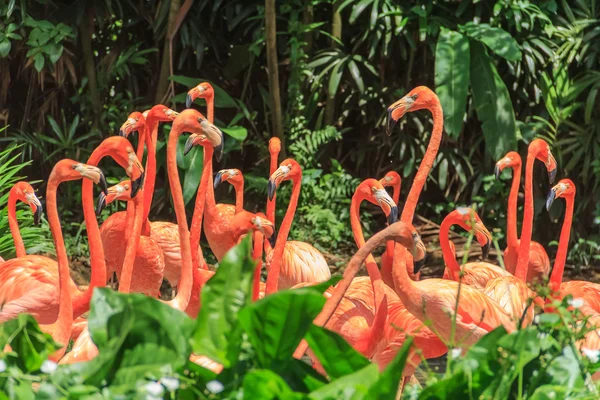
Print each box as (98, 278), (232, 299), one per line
(6, 181), (42, 258)
(495, 151), (550, 284)
(0, 160), (106, 360)
(379, 171), (404, 286)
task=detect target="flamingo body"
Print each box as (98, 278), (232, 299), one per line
(504, 241), (550, 285)
(59, 327), (98, 364)
(266, 241), (331, 290)
(442, 262), (513, 291)
(204, 203), (236, 261)
(482, 275), (538, 325)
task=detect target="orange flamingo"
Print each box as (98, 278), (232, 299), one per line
(0, 160), (106, 360)
(0, 138), (143, 323)
(265, 159), (331, 294)
(386, 87), (445, 285)
(495, 151), (550, 284)
(482, 139), (556, 324)
(6, 181), (42, 258)
(379, 171), (402, 287)
(440, 207), (512, 290)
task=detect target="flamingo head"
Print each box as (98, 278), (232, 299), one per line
(529, 138), (557, 184)
(95, 180), (132, 215)
(147, 104), (180, 123)
(411, 228), (428, 274)
(379, 171), (401, 189)
(182, 116), (224, 162)
(495, 151), (521, 179)
(268, 159), (301, 201)
(118, 111), (145, 138)
(232, 211), (275, 242)
(214, 168), (242, 189)
(453, 207), (493, 260)
(52, 160), (107, 195)
(268, 137), (281, 156)
(13, 182), (43, 225)
(386, 86), (437, 135)
(186, 82), (214, 108)
(356, 178), (399, 225)
(546, 179), (575, 211)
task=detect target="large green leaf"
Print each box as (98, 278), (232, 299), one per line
(470, 42), (517, 159)
(435, 28), (470, 138)
(460, 22), (521, 61)
(304, 325), (370, 379)
(308, 364), (379, 400)
(242, 369), (307, 400)
(182, 146), (204, 205)
(0, 314), (59, 372)
(221, 125), (248, 141)
(191, 236), (255, 368)
(238, 284), (332, 368)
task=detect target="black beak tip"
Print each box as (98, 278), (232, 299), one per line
(386, 110), (397, 136)
(214, 143), (223, 163)
(413, 256), (426, 274)
(99, 174), (108, 196)
(494, 165), (501, 180)
(214, 172), (223, 189)
(548, 169), (557, 184)
(96, 193), (107, 216)
(268, 180), (277, 201)
(34, 206), (43, 226)
(183, 137), (194, 156)
(387, 206), (399, 225)
(118, 129), (126, 138)
(131, 171), (144, 198)
(268, 231), (276, 248)
(186, 93), (193, 109)
(481, 241), (490, 260)
(546, 190), (556, 212)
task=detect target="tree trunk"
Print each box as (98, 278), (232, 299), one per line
(325, 0), (342, 127)
(265, 0), (286, 155)
(155, 0), (181, 104)
(79, 6), (100, 129)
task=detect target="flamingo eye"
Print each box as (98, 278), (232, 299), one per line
(411, 94), (418, 100)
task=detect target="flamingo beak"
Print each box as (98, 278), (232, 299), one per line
(386, 108), (398, 136)
(199, 118), (224, 162)
(546, 188), (557, 211)
(254, 217), (275, 239)
(386, 96), (414, 136)
(268, 227), (277, 248)
(184, 134), (198, 156)
(214, 170), (226, 189)
(548, 168), (557, 185)
(130, 171), (144, 198)
(375, 188), (398, 225)
(96, 191), (107, 216)
(186, 85), (204, 108)
(473, 221), (492, 260)
(33, 205), (43, 226)
(268, 166), (289, 201)
(546, 151), (557, 184)
(412, 232), (427, 274)
(494, 164), (501, 180)
(186, 92), (194, 109)
(99, 173), (108, 195)
(26, 193), (43, 225)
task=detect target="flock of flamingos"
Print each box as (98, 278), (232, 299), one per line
(0, 83), (597, 388)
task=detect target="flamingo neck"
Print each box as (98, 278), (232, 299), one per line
(118, 193), (144, 293)
(549, 195), (574, 291)
(234, 180), (244, 213)
(165, 124), (194, 311)
(135, 131), (146, 163)
(7, 188), (26, 257)
(401, 100), (443, 224)
(267, 150), (279, 224)
(506, 161), (521, 252)
(390, 239), (418, 305)
(73, 152), (109, 318)
(440, 217), (460, 280)
(44, 176), (72, 360)
(142, 115), (160, 225)
(207, 93), (215, 124)
(515, 149), (537, 280)
(265, 176), (301, 294)
(350, 193), (383, 282)
(252, 230), (264, 301)
(190, 146), (214, 271)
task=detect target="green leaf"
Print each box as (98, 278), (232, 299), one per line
(238, 286), (328, 368)
(191, 236), (255, 368)
(470, 41), (517, 159)
(0, 314), (60, 372)
(33, 53), (44, 72)
(328, 60), (345, 100)
(347, 59), (364, 93)
(221, 125), (247, 141)
(243, 369), (307, 400)
(460, 22), (521, 61)
(309, 364), (379, 400)
(435, 28), (470, 138)
(350, 0), (375, 24)
(0, 40), (11, 58)
(304, 325), (370, 379)
(181, 146), (204, 205)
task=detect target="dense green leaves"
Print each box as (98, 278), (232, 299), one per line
(470, 42), (517, 159)
(435, 28), (470, 138)
(460, 22), (522, 62)
(192, 236), (255, 368)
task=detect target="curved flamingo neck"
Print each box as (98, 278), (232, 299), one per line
(265, 175), (301, 294)
(165, 124), (194, 311)
(440, 217), (460, 280)
(549, 195), (574, 291)
(44, 174), (72, 359)
(142, 114), (160, 225)
(7, 188), (26, 257)
(267, 149), (279, 224)
(135, 131), (145, 163)
(515, 149), (537, 280)
(233, 180), (244, 213)
(350, 193), (383, 281)
(73, 153), (109, 317)
(401, 100), (443, 224)
(190, 146), (214, 271)
(506, 161), (521, 252)
(118, 193), (144, 293)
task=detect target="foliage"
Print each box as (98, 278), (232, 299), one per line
(2, 239), (600, 398)
(0, 143), (52, 260)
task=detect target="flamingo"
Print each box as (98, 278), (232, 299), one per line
(482, 139), (557, 324)
(440, 207), (512, 290)
(379, 171), (403, 287)
(495, 151), (551, 284)
(0, 160), (106, 360)
(5, 181), (42, 258)
(265, 159), (331, 294)
(0, 138), (143, 323)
